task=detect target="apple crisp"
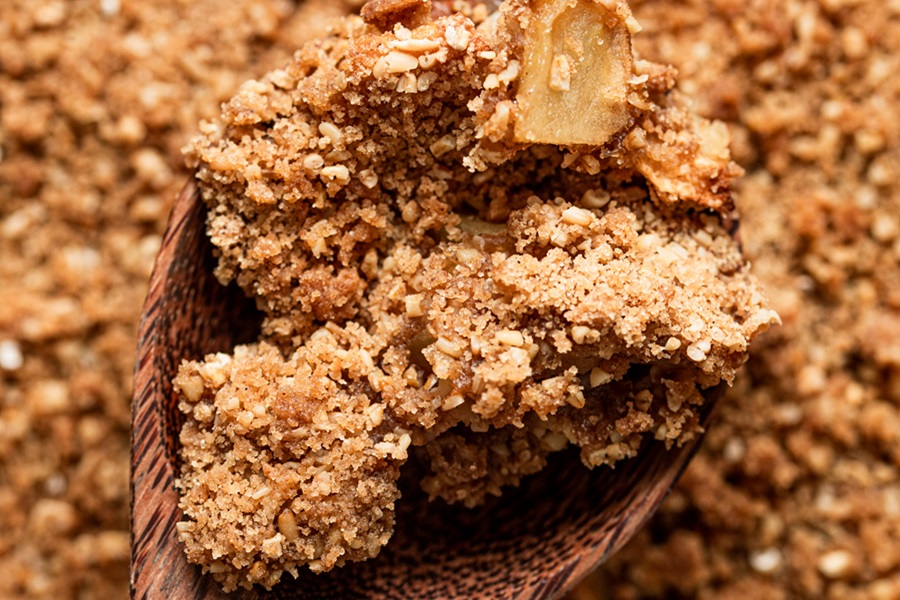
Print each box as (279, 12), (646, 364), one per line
(172, 0), (776, 590)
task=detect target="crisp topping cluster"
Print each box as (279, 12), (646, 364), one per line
(174, 0), (777, 590)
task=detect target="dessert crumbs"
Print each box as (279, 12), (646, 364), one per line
(173, 0), (774, 590)
(0, 0), (897, 598)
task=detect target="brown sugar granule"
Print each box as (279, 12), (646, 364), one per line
(174, 0), (776, 590)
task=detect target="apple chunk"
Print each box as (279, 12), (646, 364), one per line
(515, 0), (636, 146)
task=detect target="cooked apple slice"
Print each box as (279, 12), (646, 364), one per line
(514, 0), (636, 146)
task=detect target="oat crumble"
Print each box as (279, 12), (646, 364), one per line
(3, 0), (895, 598)
(173, 0), (775, 590)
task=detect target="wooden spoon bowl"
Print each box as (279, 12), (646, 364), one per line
(131, 181), (720, 600)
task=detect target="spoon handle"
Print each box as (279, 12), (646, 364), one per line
(131, 182), (260, 600)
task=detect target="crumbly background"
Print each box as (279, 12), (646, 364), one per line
(0, 0), (360, 597)
(0, 0), (897, 599)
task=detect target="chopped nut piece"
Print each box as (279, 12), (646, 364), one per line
(441, 395), (464, 410)
(686, 339), (711, 362)
(581, 189), (611, 209)
(444, 24), (471, 51)
(435, 336), (465, 358)
(417, 70), (438, 90)
(561, 206), (593, 226)
(664, 337), (682, 352)
(429, 134), (457, 157)
(320, 165), (350, 182)
(318, 122), (343, 146)
(396, 72), (418, 93)
(390, 38), (442, 53)
(373, 50), (420, 78)
(405, 293), (424, 317)
(566, 391), (586, 409)
(589, 367), (613, 388)
(276, 511), (298, 542)
(571, 325), (592, 344)
(303, 154), (325, 171)
(496, 329), (525, 346)
(359, 168), (379, 188)
(497, 60), (520, 83)
(367, 403), (385, 426)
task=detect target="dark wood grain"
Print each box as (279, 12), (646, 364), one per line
(131, 181), (720, 600)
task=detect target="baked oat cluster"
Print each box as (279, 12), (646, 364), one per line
(172, 0), (778, 590)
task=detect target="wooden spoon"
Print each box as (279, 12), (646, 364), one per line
(131, 180), (721, 600)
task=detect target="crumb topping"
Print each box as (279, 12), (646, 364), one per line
(174, 0), (776, 590)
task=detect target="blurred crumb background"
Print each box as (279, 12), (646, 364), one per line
(0, 0), (898, 598)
